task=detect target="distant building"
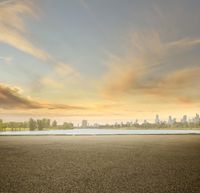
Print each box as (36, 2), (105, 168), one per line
(114, 122), (119, 127)
(168, 116), (173, 125)
(181, 115), (187, 123)
(94, 123), (99, 128)
(134, 119), (138, 125)
(195, 113), (200, 122)
(155, 114), (160, 124)
(143, 120), (148, 124)
(81, 120), (88, 128)
(126, 121), (131, 127)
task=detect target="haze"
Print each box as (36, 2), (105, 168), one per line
(0, 0), (200, 123)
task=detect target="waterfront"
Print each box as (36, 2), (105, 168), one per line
(1, 128), (200, 136)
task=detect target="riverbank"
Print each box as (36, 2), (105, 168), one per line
(0, 129), (200, 135)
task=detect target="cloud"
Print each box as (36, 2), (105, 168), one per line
(0, 83), (86, 110)
(0, 0), (50, 61)
(40, 77), (64, 89)
(102, 60), (142, 97)
(102, 31), (163, 97)
(167, 38), (200, 51)
(54, 62), (80, 77)
(0, 0), (79, 78)
(0, 56), (12, 63)
(37, 62), (81, 92)
(101, 31), (200, 103)
(140, 67), (200, 100)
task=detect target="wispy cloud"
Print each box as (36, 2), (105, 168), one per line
(101, 30), (200, 104)
(0, 0), (79, 78)
(140, 66), (200, 102)
(0, 83), (86, 110)
(0, 56), (12, 63)
(37, 62), (81, 92)
(0, 0), (50, 61)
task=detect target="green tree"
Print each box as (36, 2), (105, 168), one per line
(2, 123), (7, 131)
(62, 122), (73, 129)
(52, 120), (57, 128)
(8, 122), (16, 131)
(0, 119), (3, 131)
(29, 118), (37, 131)
(37, 119), (44, 130)
(42, 118), (51, 129)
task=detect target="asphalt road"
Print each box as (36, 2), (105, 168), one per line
(0, 135), (200, 193)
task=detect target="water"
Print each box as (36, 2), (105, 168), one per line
(0, 129), (200, 135)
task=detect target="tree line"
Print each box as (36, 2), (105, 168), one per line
(0, 118), (73, 131)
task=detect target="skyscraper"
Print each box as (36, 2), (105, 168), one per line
(181, 115), (187, 123)
(168, 116), (173, 125)
(155, 114), (160, 124)
(81, 120), (88, 128)
(195, 114), (200, 122)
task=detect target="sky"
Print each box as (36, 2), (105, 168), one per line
(0, 0), (200, 124)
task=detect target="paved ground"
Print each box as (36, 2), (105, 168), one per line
(0, 135), (200, 193)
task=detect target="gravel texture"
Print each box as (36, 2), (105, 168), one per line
(0, 135), (200, 193)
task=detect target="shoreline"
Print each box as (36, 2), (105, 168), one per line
(1, 129), (200, 136)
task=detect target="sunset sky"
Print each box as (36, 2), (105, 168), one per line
(0, 0), (200, 124)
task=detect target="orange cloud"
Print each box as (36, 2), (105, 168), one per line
(0, 83), (86, 110)
(101, 30), (200, 104)
(140, 67), (200, 100)
(102, 62), (142, 97)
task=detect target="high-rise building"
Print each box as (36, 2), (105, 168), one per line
(155, 114), (160, 124)
(115, 122), (119, 127)
(81, 120), (88, 128)
(168, 116), (173, 125)
(195, 113), (200, 122)
(181, 115), (187, 123)
(94, 123), (99, 128)
(172, 118), (176, 124)
(134, 119), (138, 125)
(143, 120), (148, 124)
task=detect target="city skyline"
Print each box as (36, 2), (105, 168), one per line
(0, 0), (200, 121)
(1, 113), (199, 127)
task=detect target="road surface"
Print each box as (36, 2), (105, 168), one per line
(0, 135), (200, 193)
